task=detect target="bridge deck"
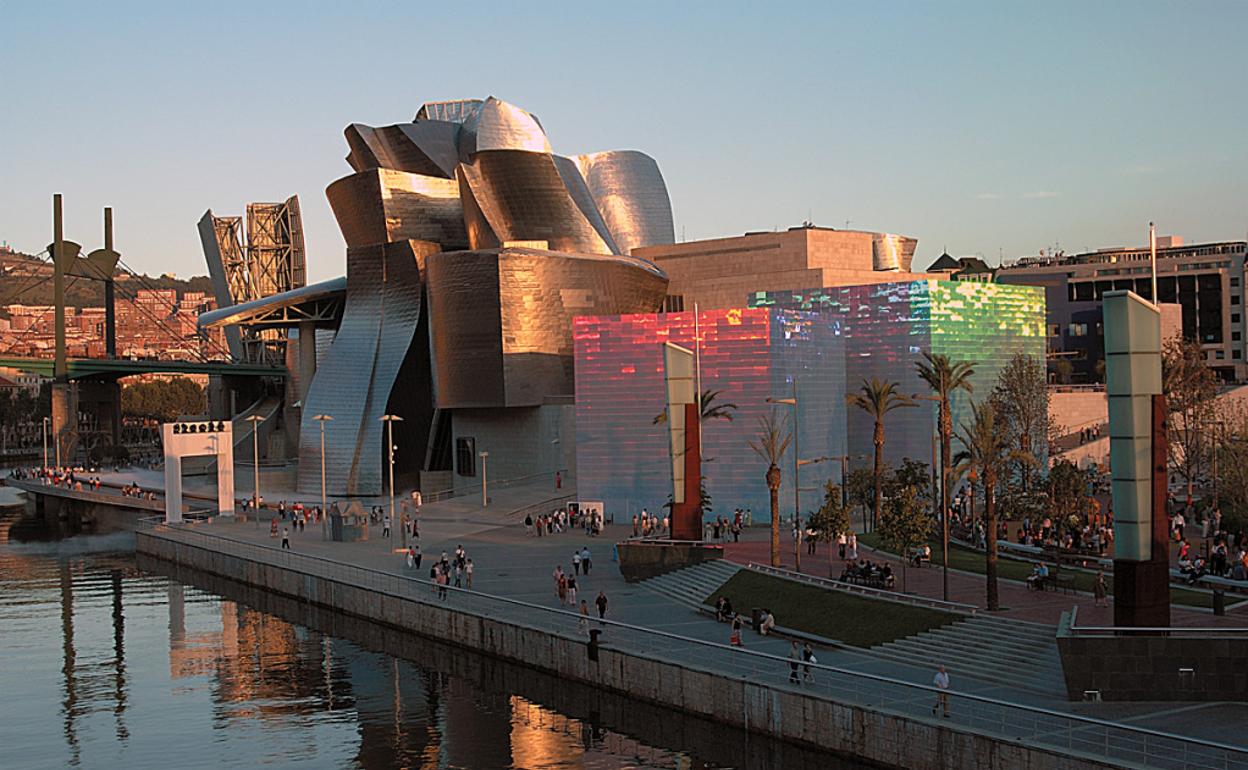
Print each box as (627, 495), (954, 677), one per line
(0, 356), (284, 380)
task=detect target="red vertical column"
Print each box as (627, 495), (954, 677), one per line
(670, 402), (703, 541)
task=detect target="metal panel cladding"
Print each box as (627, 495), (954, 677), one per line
(457, 96), (552, 160)
(345, 123), (459, 179)
(871, 233), (919, 272)
(750, 280), (1046, 469)
(427, 247), (669, 409)
(574, 150), (676, 254)
(326, 169), (468, 251)
(296, 239), (437, 496)
(573, 307), (844, 520)
(456, 151), (616, 255)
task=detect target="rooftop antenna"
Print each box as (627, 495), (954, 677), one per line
(844, 219), (851, 229)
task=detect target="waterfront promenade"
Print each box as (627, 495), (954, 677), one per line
(136, 502), (1248, 768)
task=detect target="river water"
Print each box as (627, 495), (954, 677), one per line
(0, 498), (850, 770)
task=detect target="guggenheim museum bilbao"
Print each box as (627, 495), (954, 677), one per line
(199, 96), (1045, 514)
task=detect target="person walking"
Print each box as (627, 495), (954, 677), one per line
(932, 665), (950, 718)
(802, 643), (817, 683)
(281, 526), (290, 550)
(382, 514), (391, 539)
(1093, 570), (1108, 608)
(572, 550), (581, 575)
(566, 572), (578, 608)
(788, 641), (801, 684)
(729, 614), (744, 647)
(405, 546), (415, 570)
(580, 546), (592, 575)
(412, 542), (422, 570)
(595, 590), (608, 620)
(578, 599), (589, 635)
(466, 558), (474, 589)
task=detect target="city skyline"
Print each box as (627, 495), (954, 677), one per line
(1, 1), (1246, 282)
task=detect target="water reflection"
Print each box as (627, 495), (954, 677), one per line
(0, 511), (859, 770)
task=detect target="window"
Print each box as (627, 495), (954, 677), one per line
(1048, 324), (1060, 337)
(1067, 323), (1088, 337)
(1232, 277), (1241, 287)
(1234, 314), (1242, 324)
(663, 294), (685, 313)
(1233, 295), (1241, 305)
(1234, 332), (1242, 342)
(456, 437), (476, 477)
(1235, 350), (1242, 360)
(1216, 350), (1226, 360)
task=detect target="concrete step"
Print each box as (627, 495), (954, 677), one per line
(863, 643), (1064, 696)
(919, 624), (1055, 656)
(971, 615), (1058, 639)
(876, 639), (1059, 683)
(908, 632), (1058, 671)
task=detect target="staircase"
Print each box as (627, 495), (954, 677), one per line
(873, 615), (1064, 696)
(637, 560), (742, 611)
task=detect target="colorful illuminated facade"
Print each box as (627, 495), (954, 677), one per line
(749, 279), (1047, 467)
(573, 308), (845, 520)
(573, 281), (1045, 518)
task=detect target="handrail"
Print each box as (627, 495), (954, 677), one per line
(621, 537), (722, 548)
(143, 525), (1248, 768)
(420, 468), (568, 504)
(747, 562), (978, 614)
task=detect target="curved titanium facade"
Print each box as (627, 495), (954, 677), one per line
(327, 169), (468, 250)
(345, 123), (455, 178)
(457, 97), (551, 160)
(457, 151), (616, 255)
(426, 246), (668, 409)
(871, 233), (918, 272)
(296, 239), (437, 496)
(574, 151), (676, 254)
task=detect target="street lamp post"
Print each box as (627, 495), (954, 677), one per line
(767, 381), (801, 571)
(479, 451), (489, 507)
(380, 415), (403, 547)
(313, 414), (333, 540)
(42, 416), (49, 469)
(244, 414), (265, 517)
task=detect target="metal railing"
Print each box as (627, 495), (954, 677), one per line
(747, 562), (978, 614)
(420, 468), (569, 504)
(143, 525), (1248, 770)
(1067, 606), (1248, 637)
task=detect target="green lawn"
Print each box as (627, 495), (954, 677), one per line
(705, 569), (957, 648)
(857, 533), (1215, 609)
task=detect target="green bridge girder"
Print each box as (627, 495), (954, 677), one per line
(0, 356), (285, 380)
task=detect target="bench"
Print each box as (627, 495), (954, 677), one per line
(909, 547), (932, 567)
(841, 573), (896, 590)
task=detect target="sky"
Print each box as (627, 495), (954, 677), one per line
(2, 0), (1246, 283)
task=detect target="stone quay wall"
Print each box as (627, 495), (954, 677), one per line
(137, 528), (1125, 770)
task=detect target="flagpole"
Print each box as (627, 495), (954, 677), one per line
(1149, 221), (1157, 304)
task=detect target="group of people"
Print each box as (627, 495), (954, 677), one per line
(705, 512), (744, 542)
(425, 545), (473, 599)
(551, 556), (609, 633)
(631, 509), (667, 538)
(838, 559), (894, 588)
(527, 506), (599, 537)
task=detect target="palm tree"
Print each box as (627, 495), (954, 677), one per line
(652, 389), (739, 425)
(748, 410), (792, 567)
(847, 378), (915, 532)
(915, 350), (975, 601)
(953, 400), (1026, 611)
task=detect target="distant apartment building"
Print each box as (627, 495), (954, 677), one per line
(996, 237), (1248, 381)
(633, 224), (935, 311)
(0, 289), (224, 361)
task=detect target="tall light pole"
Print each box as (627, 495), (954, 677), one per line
(42, 416), (49, 469)
(767, 380), (800, 571)
(244, 414), (265, 516)
(914, 394), (947, 600)
(479, 450), (490, 508)
(313, 414), (333, 540)
(380, 415), (403, 547)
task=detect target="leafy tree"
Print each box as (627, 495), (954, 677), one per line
(991, 353), (1051, 492)
(915, 351), (975, 601)
(847, 378), (915, 531)
(953, 400), (1023, 611)
(1052, 359), (1074, 385)
(1163, 337), (1218, 503)
(121, 377), (206, 422)
(878, 484), (934, 592)
(748, 409), (791, 567)
(807, 480), (851, 546)
(888, 457), (933, 507)
(1045, 459), (1092, 526)
(845, 466), (876, 533)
